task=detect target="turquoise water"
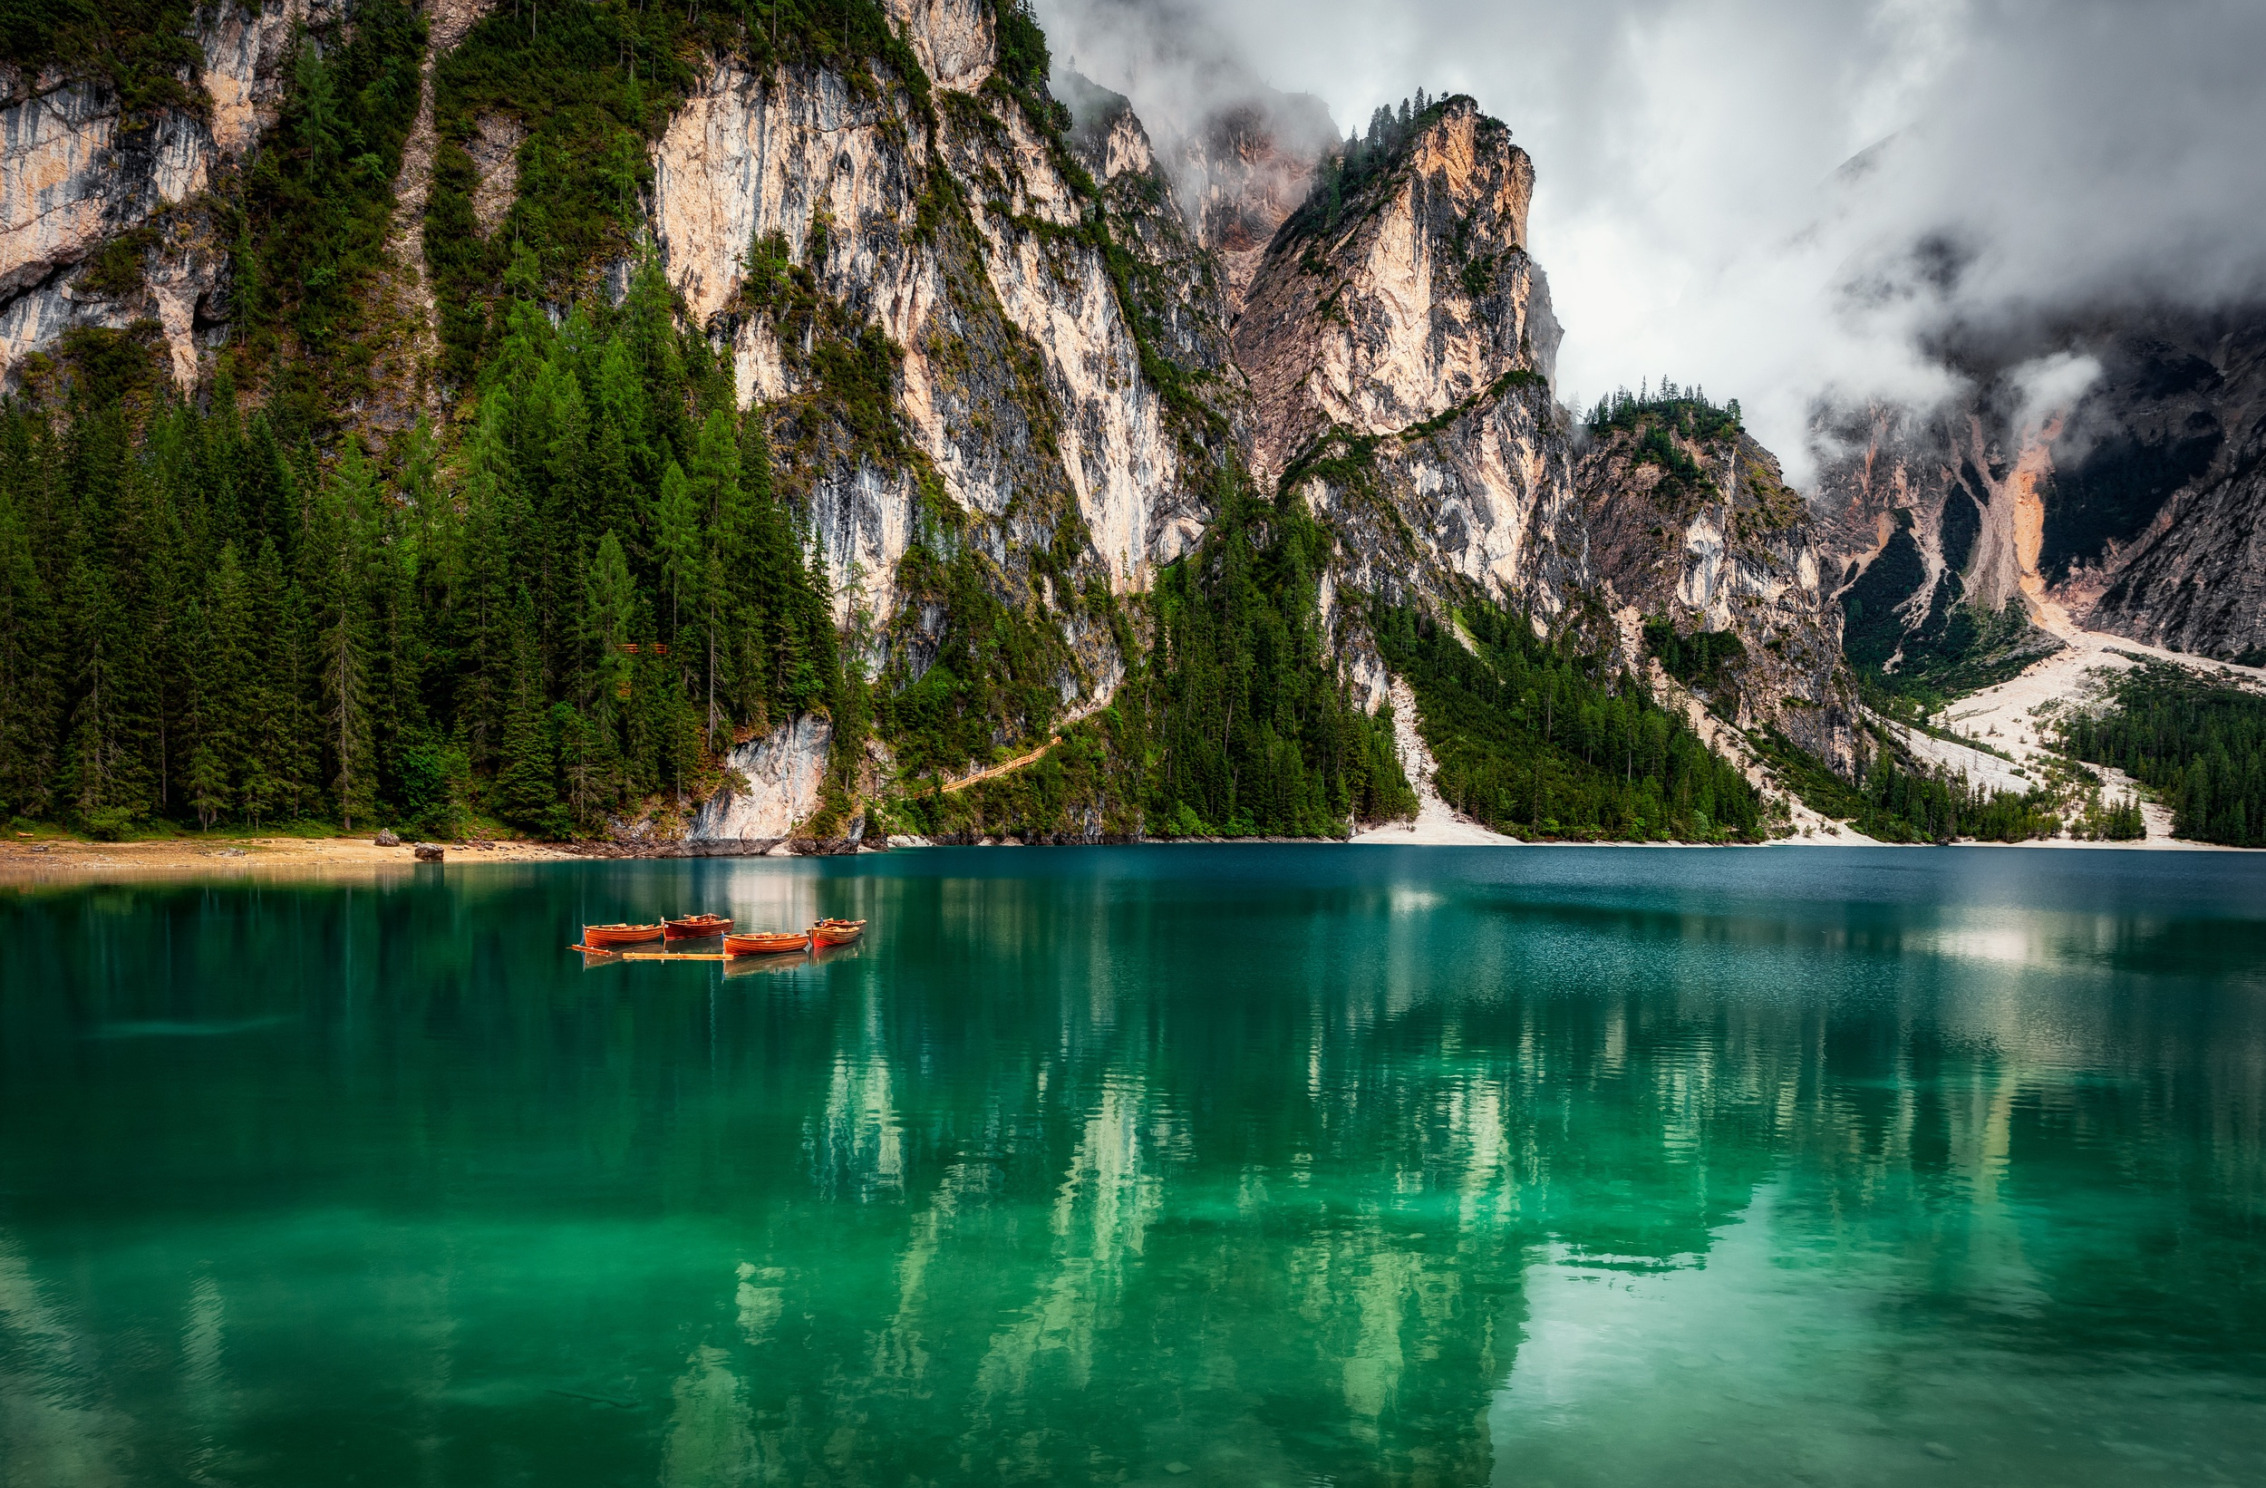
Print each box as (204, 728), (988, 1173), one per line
(3, 846), (2265, 1486)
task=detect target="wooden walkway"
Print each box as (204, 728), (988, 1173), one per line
(927, 701), (1108, 796)
(569, 947), (735, 962)
(938, 735), (1065, 794)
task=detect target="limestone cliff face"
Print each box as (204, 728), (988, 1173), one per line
(1231, 97), (1853, 766)
(1821, 309), (2266, 667)
(2055, 314), (2266, 660)
(1050, 59), (1336, 321)
(650, 28), (1203, 652)
(651, 55), (940, 638)
(1818, 397), (2067, 681)
(1238, 103), (1559, 482)
(655, 6), (1236, 837)
(1057, 72), (1248, 448)
(1234, 100), (1582, 667)
(692, 715), (833, 840)
(1579, 425), (1857, 769)
(0, 1), (333, 387)
(1158, 90), (1336, 318)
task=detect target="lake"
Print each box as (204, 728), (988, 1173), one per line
(3, 846), (2264, 1486)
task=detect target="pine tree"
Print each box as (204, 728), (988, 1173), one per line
(200, 543), (258, 822)
(552, 701), (598, 829)
(582, 529), (639, 803)
(244, 538), (315, 826)
(688, 408), (742, 744)
(313, 442), (380, 830)
(593, 334), (655, 549)
(178, 597), (229, 830)
(654, 458), (700, 639)
(495, 586), (559, 830)
(237, 412), (298, 561)
(583, 531), (638, 695)
(455, 398), (526, 771)
(0, 477), (59, 819)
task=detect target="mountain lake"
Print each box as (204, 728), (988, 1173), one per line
(3, 845), (2263, 1486)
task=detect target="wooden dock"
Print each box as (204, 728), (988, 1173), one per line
(569, 946), (737, 962)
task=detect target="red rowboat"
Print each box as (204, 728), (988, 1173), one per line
(724, 930), (810, 957)
(580, 922), (665, 950)
(811, 918), (866, 948)
(663, 913), (733, 940)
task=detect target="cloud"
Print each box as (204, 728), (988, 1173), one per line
(2009, 352), (2104, 444)
(1033, 0), (2266, 480)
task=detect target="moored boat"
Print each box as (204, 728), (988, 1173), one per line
(811, 918), (867, 948)
(724, 930), (811, 957)
(580, 922), (665, 950)
(663, 913), (733, 940)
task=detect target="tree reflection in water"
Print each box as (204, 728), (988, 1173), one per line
(2, 847), (2263, 1486)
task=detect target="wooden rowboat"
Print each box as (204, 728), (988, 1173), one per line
(811, 918), (867, 948)
(580, 922), (665, 950)
(663, 913), (733, 940)
(724, 930), (810, 957)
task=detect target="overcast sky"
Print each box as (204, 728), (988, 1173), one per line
(1033, 0), (2266, 477)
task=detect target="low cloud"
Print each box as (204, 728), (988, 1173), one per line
(2009, 352), (2104, 445)
(1035, 0), (2266, 479)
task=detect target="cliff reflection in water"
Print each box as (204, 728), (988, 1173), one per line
(2, 847), (2264, 1487)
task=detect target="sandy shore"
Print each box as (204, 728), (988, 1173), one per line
(0, 835), (581, 884)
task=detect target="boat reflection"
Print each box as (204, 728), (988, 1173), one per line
(722, 951), (812, 979)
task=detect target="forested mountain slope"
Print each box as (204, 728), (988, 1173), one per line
(0, 0), (1890, 847)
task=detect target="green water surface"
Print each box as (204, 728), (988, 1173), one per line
(3, 846), (2265, 1486)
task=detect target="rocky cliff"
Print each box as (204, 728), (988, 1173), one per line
(1229, 97), (1852, 767)
(0, 1), (1869, 844)
(1149, 84), (1335, 318)
(0, 1), (337, 387)
(644, 4), (1226, 716)
(2056, 313), (2266, 662)
(1822, 308), (2266, 677)
(1578, 411), (1858, 768)
(1234, 100), (1575, 624)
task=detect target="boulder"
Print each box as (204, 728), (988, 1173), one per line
(413, 844), (445, 863)
(374, 829), (401, 847)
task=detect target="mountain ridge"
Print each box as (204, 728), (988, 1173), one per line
(9, 0), (2251, 848)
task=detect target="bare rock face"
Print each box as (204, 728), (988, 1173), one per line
(1051, 54), (1337, 321)
(1234, 100), (1582, 633)
(1579, 424), (1858, 770)
(1238, 103), (1557, 478)
(692, 715), (834, 841)
(464, 112), (523, 236)
(1819, 308), (2266, 668)
(2057, 314), (2266, 661)
(1816, 397), (2068, 682)
(649, 34), (1222, 696)
(1159, 91), (1338, 318)
(0, 1), (334, 388)
(1057, 71), (1250, 454)
(887, 0), (996, 93)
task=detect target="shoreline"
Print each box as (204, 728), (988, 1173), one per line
(1, 828), (2254, 884)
